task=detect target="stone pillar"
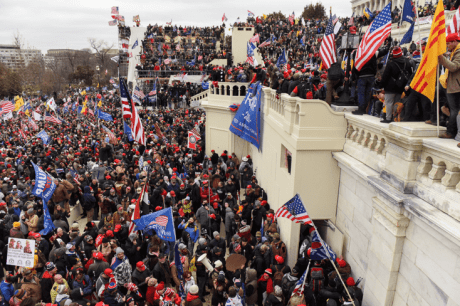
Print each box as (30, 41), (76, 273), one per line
(362, 191), (410, 305)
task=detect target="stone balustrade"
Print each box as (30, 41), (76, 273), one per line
(344, 114), (388, 173)
(343, 114), (460, 222)
(189, 89), (208, 108)
(208, 82), (249, 103)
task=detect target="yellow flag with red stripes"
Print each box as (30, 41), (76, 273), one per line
(410, 0), (446, 102)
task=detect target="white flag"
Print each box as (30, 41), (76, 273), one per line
(33, 111), (42, 121)
(334, 21), (342, 35)
(47, 97), (57, 111)
(3, 112), (12, 121)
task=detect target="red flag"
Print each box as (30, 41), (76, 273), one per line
(187, 131), (201, 150)
(129, 183), (147, 235)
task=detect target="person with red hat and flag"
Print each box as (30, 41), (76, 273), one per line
(438, 32), (460, 142)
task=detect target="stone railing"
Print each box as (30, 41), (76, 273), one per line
(189, 89), (208, 108)
(344, 114), (389, 173)
(208, 82), (249, 103)
(343, 114), (460, 221)
(262, 89), (347, 146)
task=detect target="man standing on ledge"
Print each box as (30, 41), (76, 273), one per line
(438, 33), (460, 143)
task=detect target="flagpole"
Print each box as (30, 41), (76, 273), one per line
(288, 259), (311, 304)
(297, 194), (356, 306)
(437, 64), (440, 137)
(415, 0), (423, 58)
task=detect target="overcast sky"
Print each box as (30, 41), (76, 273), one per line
(1, 0), (352, 54)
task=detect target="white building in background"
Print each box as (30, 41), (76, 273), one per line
(0, 45), (42, 70)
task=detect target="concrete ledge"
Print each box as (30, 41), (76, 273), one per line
(389, 122), (446, 137)
(331, 105), (358, 113)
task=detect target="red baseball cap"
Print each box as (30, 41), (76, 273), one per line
(104, 268), (114, 277)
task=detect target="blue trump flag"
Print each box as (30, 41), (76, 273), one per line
(133, 207), (176, 242)
(202, 81), (209, 90)
(400, 21), (415, 45)
(124, 122), (134, 141)
(310, 228), (337, 261)
(36, 130), (50, 145)
(229, 82), (262, 149)
(97, 110), (113, 121)
(132, 39), (139, 49)
(31, 162), (57, 235)
(276, 48), (286, 68)
(247, 42), (256, 57)
(401, 0), (415, 24)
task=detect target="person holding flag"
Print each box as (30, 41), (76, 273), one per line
(438, 33), (460, 141)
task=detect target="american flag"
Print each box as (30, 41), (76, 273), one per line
(149, 78), (158, 96)
(198, 55), (203, 61)
(134, 86), (145, 98)
(222, 13), (228, 22)
(19, 129), (27, 141)
(274, 194), (312, 224)
(44, 112), (62, 124)
(109, 78), (115, 84)
(149, 216), (169, 227)
(122, 79), (145, 145)
(248, 10), (255, 17)
(28, 117), (38, 131)
(310, 228), (337, 261)
(291, 269), (308, 296)
(120, 79), (132, 119)
(258, 38), (271, 48)
(246, 56), (254, 65)
(0, 101), (15, 115)
(200, 72), (206, 82)
(447, 7), (460, 34)
(102, 124), (117, 144)
(88, 108), (95, 116)
(319, 14), (337, 70)
(348, 13), (355, 26)
(69, 169), (80, 185)
(289, 12), (295, 25)
(249, 34), (260, 43)
(332, 14), (338, 24)
(355, 3), (392, 71)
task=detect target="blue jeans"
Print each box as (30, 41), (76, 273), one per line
(357, 76), (375, 109)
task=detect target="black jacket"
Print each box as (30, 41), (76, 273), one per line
(380, 57), (413, 94)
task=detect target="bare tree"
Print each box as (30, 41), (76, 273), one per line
(88, 38), (114, 72)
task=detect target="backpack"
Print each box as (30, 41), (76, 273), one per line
(327, 62), (343, 81)
(273, 266), (285, 286)
(309, 267), (324, 294)
(392, 61), (411, 90)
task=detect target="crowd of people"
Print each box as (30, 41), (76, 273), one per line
(0, 82), (365, 306)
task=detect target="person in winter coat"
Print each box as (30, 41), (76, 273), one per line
(195, 203), (215, 234)
(0, 276), (15, 304)
(185, 285), (202, 306)
(40, 263), (57, 303)
(245, 269), (258, 306)
(178, 218), (200, 245)
(379, 46), (413, 123)
(72, 269), (93, 298)
(132, 261), (151, 297)
(257, 270), (273, 306)
(251, 202), (266, 236)
(225, 286), (242, 306)
(224, 205), (235, 246)
(264, 286), (284, 306)
(438, 32), (460, 140)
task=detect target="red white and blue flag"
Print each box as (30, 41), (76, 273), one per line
(121, 79), (145, 145)
(0, 101), (15, 115)
(309, 227), (337, 261)
(319, 14), (337, 70)
(248, 10), (255, 17)
(355, 2), (392, 71)
(291, 269), (308, 296)
(28, 117), (38, 131)
(44, 112), (62, 124)
(274, 194), (312, 224)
